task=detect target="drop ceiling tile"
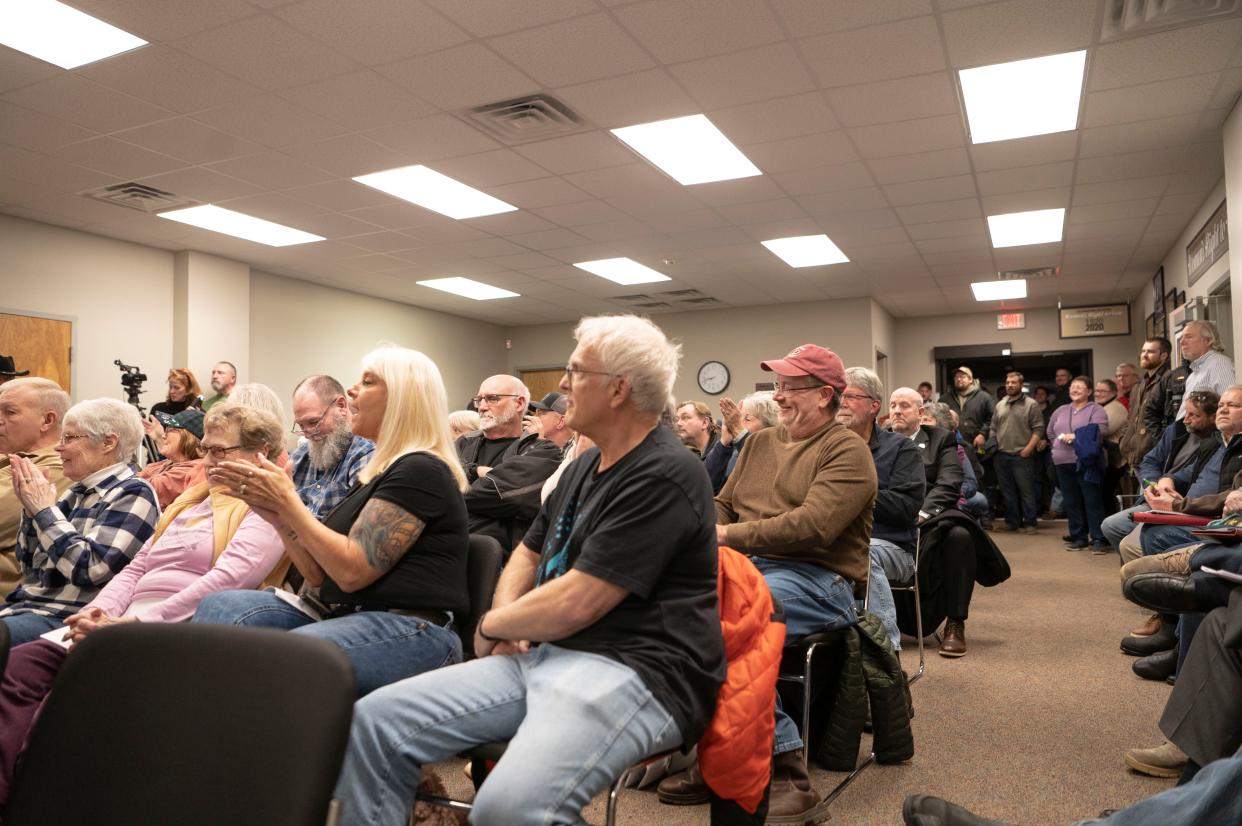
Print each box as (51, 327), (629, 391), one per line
(671, 43), (816, 109)
(1084, 74), (1220, 129)
(848, 242), (919, 262)
(708, 93), (840, 145)
(424, 0), (594, 37)
(400, 216), (490, 243)
(799, 16), (944, 89)
(744, 131), (858, 173)
(0, 147), (113, 193)
(797, 187), (890, 217)
(280, 72), (434, 131)
(940, 0), (1095, 68)
(866, 148), (972, 185)
(976, 161), (1075, 196)
(818, 206), (902, 231)
(905, 217), (987, 240)
(562, 163), (683, 199)
(0, 174), (62, 207)
(512, 132), (634, 176)
(191, 94), (348, 148)
(1067, 199), (1158, 225)
(772, 162), (876, 196)
(553, 69), (699, 129)
(335, 231), (420, 252)
(969, 131), (1079, 172)
(487, 177), (593, 209)
(1078, 114), (1199, 159)
(1063, 216), (1148, 239)
(575, 218), (659, 242)
(1076, 148), (1183, 184)
(285, 134), (410, 178)
(849, 114), (965, 159)
(0, 101), (96, 152)
(364, 114), (500, 161)
(690, 176), (789, 206)
(206, 151), (335, 189)
(0, 45), (64, 95)
(2, 75), (173, 134)
(1210, 67), (1242, 110)
(769, 0), (932, 37)
(715, 198), (807, 225)
(507, 228), (592, 250)
(612, 0), (783, 63)
(826, 72), (958, 128)
(464, 211), (559, 236)
(448, 237), (532, 258)
(1071, 176), (1170, 207)
(882, 174), (977, 206)
(285, 179), (396, 211)
(433, 149), (551, 188)
(70, 0), (259, 40)
(276, 0), (470, 65)
(823, 224), (909, 248)
(533, 200), (630, 227)
(76, 46), (260, 115)
(897, 198), (981, 224)
(174, 14), (360, 91)
(980, 187), (1071, 215)
(991, 242), (1062, 270)
(20, 194), (155, 226)
(115, 117), (262, 165)
(1090, 19), (1242, 91)
(378, 43), (540, 111)
(1156, 191), (1215, 217)
(216, 192), (327, 223)
(488, 13), (654, 87)
(53, 136), (188, 179)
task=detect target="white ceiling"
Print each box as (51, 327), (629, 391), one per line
(1, 0), (1239, 325)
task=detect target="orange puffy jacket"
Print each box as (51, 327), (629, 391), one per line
(698, 546), (786, 814)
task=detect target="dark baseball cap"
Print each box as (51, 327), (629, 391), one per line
(530, 392), (568, 415)
(155, 408), (205, 440)
(760, 344), (847, 393)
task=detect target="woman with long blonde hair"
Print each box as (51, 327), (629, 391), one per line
(191, 346), (470, 696)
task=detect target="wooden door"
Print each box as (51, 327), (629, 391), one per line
(0, 312), (72, 391)
(521, 368), (565, 402)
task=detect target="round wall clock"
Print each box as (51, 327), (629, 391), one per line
(697, 360), (730, 395)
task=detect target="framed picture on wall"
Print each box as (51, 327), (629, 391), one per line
(1153, 313), (1167, 339)
(1164, 289), (1177, 321)
(1145, 313), (1155, 339)
(1176, 289), (1186, 308)
(1151, 267), (1165, 320)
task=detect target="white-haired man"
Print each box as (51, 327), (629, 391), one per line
(333, 315), (726, 826)
(457, 375), (563, 553)
(1176, 321), (1236, 419)
(0, 378), (73, 597)
(288, 375), (374, 519)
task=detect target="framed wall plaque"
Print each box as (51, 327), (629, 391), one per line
(1186, 201), (1228, 287)
(1059, 303), (1131, 339)
(1151, 266), (1165, 320)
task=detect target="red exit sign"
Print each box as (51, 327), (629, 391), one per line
(997, 312), (1026, 330)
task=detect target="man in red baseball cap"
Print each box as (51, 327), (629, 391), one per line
(661, 343), (878, 820)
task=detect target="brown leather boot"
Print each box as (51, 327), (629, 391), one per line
(1129, 613), (1161, 637)
(656, 763), (708, 805)
(939, 620), (967, 658)
(765, 750), (830, 824)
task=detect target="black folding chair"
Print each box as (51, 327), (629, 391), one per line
(455, 534), (505, 660)
(7, 624), (355, 826)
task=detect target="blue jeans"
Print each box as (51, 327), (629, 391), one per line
(1138, 524), (1198, 557)
(333, 644), (682, 826)
(869, 539), (915, 653)
(0, 611), (66, 646)
(191, 591), (461, 697)
(1102, 502), (1150, 551)
(752, 557), (857, 755)
(1055, 464), (1106, 546)
(995, 452), (1039, 528)
(1072, 749), (1242, 825)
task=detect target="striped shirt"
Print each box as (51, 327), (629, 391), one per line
(2, 463), (159, 619)
(289, 435), (375, 519)
(1179, 349), (1237, 419)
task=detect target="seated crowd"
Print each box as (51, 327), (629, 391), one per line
(0, 316), (1237, 826)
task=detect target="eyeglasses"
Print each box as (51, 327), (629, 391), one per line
(291, 397), (340, 435)
(471, 393), (521, 406)
(563, 366), (619, 383)
(199, 443), (244, 459)
(840, 392), (873, 403)
(58, 433), (92, 445)
(774, 382), (826, 394)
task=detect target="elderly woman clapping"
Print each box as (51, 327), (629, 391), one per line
(705, 392), (779, 493)
(1, 398), (159, 645)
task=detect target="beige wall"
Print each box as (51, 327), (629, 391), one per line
(1224, 101), (1242, 363)
(1148, 179), (1230, 311)
(505, 297), (877, 405)
(891, 307), (1143, 393)
(0, 213), (174, 403)
(249, 271), (509, 423)
(176, 251), (250, 391)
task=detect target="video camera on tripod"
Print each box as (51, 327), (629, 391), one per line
(114, 359), (148, 413)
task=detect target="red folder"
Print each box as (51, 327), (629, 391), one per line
(1132, 510), (1212, 527)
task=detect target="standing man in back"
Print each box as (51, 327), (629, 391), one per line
(202, 361), (237, 411)
(986, 372), (1044, 534)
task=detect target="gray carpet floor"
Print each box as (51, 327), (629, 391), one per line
(426, 526), (1178, 824)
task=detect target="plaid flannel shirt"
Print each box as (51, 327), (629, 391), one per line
(2, 463), (159, 619)
(290, 435), (374, 519)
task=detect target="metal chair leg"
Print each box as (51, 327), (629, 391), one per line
(604, 769), (627, 826)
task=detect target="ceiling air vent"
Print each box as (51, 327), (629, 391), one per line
(661, 288), (705, 298)
(680, 296), (722, 306)
(998, 266), (1061, 281)
(613, 293), (653, 303)
(634, 301), (672, 309)
(1100, 0), (1242, 42)
(83, 182), (197, 213)
(459, 94), (586, 145)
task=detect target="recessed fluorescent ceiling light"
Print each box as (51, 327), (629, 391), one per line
(761, 234), (849, 268)
(574, 258), (671, 285)
(0, 0), (147, 69)
(416, 277), (519, 300)
(971, 280), (1027, 301)
(352, 165), (517, 220)
(987, 208), (1065, 248)
(959, 50), (1087, 144)
(157, 205), (324, 247)
(611, 114), (761, 186)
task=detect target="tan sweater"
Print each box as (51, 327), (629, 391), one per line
(716, 419), (876, 586)
(0, 445), (72, 597)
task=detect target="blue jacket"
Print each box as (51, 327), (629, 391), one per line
(867, 426), (926, 552)
(1073, 423), (1106, 485)
(1138, 422), (1219, 494)
(705, 431), (748, 494)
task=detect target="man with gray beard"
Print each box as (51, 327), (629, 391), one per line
(457, 374), (563, 555)
(289, 375), (374, 519)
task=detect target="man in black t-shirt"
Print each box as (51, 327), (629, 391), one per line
(334, 316), (726, 826)
(456, 374), (563, 553)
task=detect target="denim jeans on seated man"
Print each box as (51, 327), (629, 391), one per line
(190, 590), (461, 697)
(869, 538), (914, 652)
(1103, 502), (1152, 551)
(1138, 524), (1201, 557)
(752, 557), (858, 755)
(335, 644), (681, 826)
(0, 612), (64, 646)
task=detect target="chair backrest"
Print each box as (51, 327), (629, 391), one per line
(458, 534), (505, 660)
(7, 624), (355, 826)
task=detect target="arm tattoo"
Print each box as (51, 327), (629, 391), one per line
(349, 498), (427, 575)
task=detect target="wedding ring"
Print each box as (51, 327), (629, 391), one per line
(249, 470), (255, 477)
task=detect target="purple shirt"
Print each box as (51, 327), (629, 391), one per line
(1046, 402), (1110, 466)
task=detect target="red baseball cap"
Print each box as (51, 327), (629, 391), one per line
(760, 344), (847, 393)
